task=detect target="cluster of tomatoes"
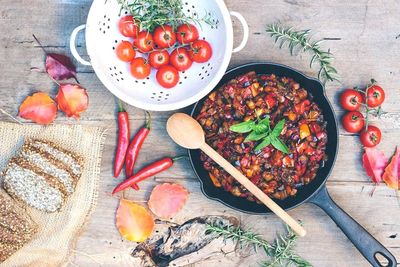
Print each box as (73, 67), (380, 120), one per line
(115, 16), (213, 88)
(340, 81), (385, 147)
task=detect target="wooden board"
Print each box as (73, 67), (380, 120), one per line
(0, 0), (399, 266)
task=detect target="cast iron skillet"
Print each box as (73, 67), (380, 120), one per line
(188, 63), (397, 267)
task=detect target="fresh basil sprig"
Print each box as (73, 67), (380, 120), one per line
(230, 116), (289, 153)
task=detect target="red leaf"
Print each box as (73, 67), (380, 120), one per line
(46, 53), (77, 81)
(362, 147), (388, 183)
(56, 84), (89, 119)
(33, 34), (77, 81)
(116, 199), (154, 242)
(383, 147), (400, 190)
(148, 183), (189, 219)
(18, 92), (57, 125)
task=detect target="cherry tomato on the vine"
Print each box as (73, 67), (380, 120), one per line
(170, 48), (193, 71)
(133, 31), (154, 53)
(188, 40), (212, 63)
(115, 41), (136, 62)
(153, 25), (177, 49)
(176, 24), (199, 44)
(360, 125), (381, 147)
(342, 111), (365, 133)
(118, 16), (139, 38)
(149, 50), (170, 69)
(130, 57), (151, 79)
(340, 89), (363, 111)
(366, 84), (385, 108)
(156, 65), (179, 88)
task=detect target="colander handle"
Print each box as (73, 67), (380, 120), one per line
(70, 24), (91, 66)
(230, 11), (249, 53)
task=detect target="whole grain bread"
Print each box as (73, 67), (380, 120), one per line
(0, 189), (37, 263)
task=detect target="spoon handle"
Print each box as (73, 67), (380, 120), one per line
(201, 143), (306, 237)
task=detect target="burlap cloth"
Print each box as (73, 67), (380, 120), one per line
(0, 121), (107, 267)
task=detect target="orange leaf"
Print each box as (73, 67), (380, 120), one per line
(148, 183), (189, 219)
(56, 83), (88, 119)
(18, 92), (57, 125)
(116, 199), (154, 242)
(383, 147), (400, 190)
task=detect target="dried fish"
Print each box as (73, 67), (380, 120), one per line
(132, 216), (238, 267)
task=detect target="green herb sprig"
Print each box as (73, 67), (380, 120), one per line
(266, 24), (340, 85)
(230, 116), (289, 153)
(206, 223), (312, 267)
(116, 0), (216, 32)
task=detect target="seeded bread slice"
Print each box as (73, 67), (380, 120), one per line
(3, 159), (65, 213)
(28, 139), (83, 182)
(20, 144), (75, 195)
(0, 189), (37, 263)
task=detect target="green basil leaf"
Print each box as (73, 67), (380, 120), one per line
(259, 116), (270, 126)
(244, 131), (269, 142)
(270, 136), (290, 154)
(271, 119), (285, 137)
(253, 123), (269, 134)
(255, 136), (272, 151)
(230, 120), (255, 133)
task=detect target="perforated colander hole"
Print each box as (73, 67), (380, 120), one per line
(99, 14), (111, 34)
(109, 66), (125, 83)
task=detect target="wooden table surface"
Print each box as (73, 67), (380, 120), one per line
(1, 0), (400, 266)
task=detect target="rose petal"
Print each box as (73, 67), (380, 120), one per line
(116, 199), (154, 242)
(18, 92), (57, 125)
(148, 183), (189, 219)
(383, 147), (400, 190)
(362, 147), (388, 184)
(46, 53), (77, 81)
(56, 83), (88, 119)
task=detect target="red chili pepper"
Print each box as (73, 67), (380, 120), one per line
(113, 100), (130, 178)
(125, 111), (151, 177)
(112, 156), (184, 194)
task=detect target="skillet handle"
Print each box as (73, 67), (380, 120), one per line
(309, 187), (397, 267)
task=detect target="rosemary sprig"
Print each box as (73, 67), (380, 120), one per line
(266, 24), (340, 85)
(116, 0), (217, 32)
(206, 223), (312, 267)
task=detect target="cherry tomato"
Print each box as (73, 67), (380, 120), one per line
(340, 89), (362, 111)
(115, 41), (136, 62)
(176, 24), (199, 44)
(148, 50), (169, 69)
(133, 31), (154, 53)
(342, 111), (365, 133)
(366, 84), (385, 108)
(118, 16), (139, 38)
(360, 125), (381, 147)
(188, 40), (212, 63)
(170, 48), (193, 71)
(153, 25), (177, 49)
(156, 65), (179, 88)
(130, 57), (151, 79)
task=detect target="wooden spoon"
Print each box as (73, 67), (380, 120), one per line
(167, 113), (306, 237)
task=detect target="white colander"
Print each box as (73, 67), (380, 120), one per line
(70, 0), (248, 111)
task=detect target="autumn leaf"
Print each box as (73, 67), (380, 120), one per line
(382, 147), (400, 190)
(33, 34), (77, 82)
(116, 199), (154, 242)
(18, 92), (57, 125)
(148, 183), (189, 219)
(362, 147), (388, 184)
(56, 83), (89, 119)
